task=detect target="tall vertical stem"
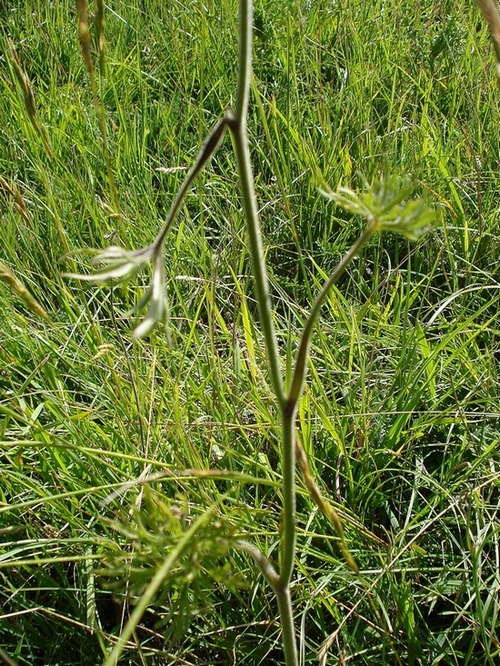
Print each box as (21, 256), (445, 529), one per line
(280, 405), (297, 586)
(230, 1), (298, 664)
(276, 584), (300, 666)
(231, 0), (285, 406)
(235, 0), (252, 122)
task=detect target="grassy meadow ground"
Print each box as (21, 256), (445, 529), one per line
(0, 0), (499, 664)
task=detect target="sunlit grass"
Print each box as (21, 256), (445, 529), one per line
(0, 0), (499, 664)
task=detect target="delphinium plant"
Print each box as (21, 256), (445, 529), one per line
(67, 1), (433, 664)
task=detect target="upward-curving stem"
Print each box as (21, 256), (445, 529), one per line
(288, 218), (377, 412)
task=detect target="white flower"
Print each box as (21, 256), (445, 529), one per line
(65, 244), (156, 284)
(130, 253), (170, 340)
(65, 243), (170, 340)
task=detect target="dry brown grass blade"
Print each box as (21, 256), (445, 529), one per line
(476, 0), (500, 78)
(75, 0), (94, 80)
(295, 438), (388, 548)
(75, 0), (119, 213)
(8, 40), (36, 119)
(295, 436), (387, 575)
(0, 260), (50, 322)
(7, 40), (54, 158)
(0, 177), (31, 226)
(95, 0), (106, 74)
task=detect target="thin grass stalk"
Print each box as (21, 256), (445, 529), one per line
(76, 0), (119, 214)
(95, 0), (106, 75)
(7, 41), (71, 252)
(154, 117), (228, 249)
(251, 81), (313, 302)
(0, 177), (30, 225)
(7, 39), (53, 159)
(0, 259), (50, 322)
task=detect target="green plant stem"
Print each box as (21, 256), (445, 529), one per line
(230, 1), (284, 406)
(280, 406), (296, 587)
(281, 218), (376, 594)
(231, 3), (297, 664)
(153, 117), (228, 250)
(229, 125), (284, 404)
(287, 218), (377, 410)
(276, 583), (299, 666)
(235, 0), (252, 123)
(234, 539), (280, 588)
